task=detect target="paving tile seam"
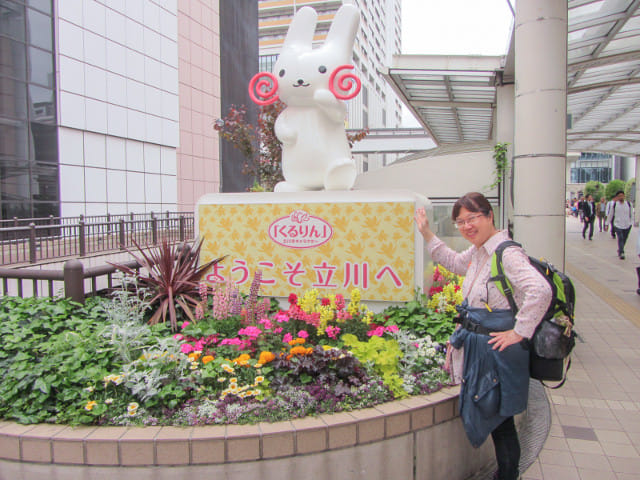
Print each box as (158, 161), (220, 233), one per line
(566, 260), (640, 329)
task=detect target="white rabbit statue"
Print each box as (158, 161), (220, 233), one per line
(249, 5), (361, 192)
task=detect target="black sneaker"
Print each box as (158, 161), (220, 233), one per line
(620, 254), (625, 259)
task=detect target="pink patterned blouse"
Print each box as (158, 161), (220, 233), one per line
(427, 230), (552, 383)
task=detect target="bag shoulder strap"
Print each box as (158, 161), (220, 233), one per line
(488, 240), (521, 315)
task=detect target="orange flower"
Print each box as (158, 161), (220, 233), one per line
(258, 351), (275, 364)
(233, 353), (251, 365)
(188, 352), (202, 362)
(289, 345), (311, 356)
(202, 355), (214, 364)
(287, 337), (306, 346)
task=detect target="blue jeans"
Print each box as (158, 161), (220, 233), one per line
(492, 416), (520, 480)
(615, 226), (631, 256)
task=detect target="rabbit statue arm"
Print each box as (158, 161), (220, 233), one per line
(313, 89), (347, 123)
(274, 111), (297, 146)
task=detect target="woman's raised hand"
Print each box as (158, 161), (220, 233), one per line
(414, 208), (435, 241)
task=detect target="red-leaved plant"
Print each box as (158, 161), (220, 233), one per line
(110, 238), (225, 331)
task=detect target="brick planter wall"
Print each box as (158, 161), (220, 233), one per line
(0, 386), (495, 480)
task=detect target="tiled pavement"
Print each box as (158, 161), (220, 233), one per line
(522, 216), (640, 480)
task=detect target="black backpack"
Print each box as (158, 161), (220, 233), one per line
(490, 240), (577, 388)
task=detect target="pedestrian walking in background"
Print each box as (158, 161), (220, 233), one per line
(596, 196), (607, 232)
(415, 192), (552, 480)
(581, 194), (596, 240)
(608, 190), (634, 259)
(636, 232), (640, 295)
(606, 197), (617, 238)
(577, 196), (585, 224)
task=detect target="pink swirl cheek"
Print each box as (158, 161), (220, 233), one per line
(249, 72), (279, 105)
(329, 65), (362, 100)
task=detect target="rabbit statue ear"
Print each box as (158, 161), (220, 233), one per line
(282, 6), (317, 53)
(324, 4), (360, 55)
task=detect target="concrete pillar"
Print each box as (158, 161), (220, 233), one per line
(495, 84), (515, 232)
(513, 0), (567, 269)
(635, 155), (640, 226)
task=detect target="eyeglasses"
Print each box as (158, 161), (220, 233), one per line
(454, 214), (485, 229)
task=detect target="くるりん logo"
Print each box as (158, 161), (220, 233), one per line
(269, 210), (333, 249)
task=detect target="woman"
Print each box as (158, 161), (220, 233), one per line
(415, 192), (552, 480)
(596, 196), (607, 232)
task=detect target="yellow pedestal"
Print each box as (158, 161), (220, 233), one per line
(196, 190), (430, 304)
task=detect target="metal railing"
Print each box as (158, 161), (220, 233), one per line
(0, 259), (142, 302)
(0, 212), (194, 266)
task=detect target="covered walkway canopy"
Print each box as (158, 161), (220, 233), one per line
(385, 0), (640, 157)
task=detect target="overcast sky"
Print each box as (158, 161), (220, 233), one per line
(399, 0), (514, 126)
(401, 0), (515, 55)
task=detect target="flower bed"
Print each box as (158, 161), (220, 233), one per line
(0, 266), (463, 428)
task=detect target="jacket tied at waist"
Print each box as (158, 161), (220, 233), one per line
(450, 300), (530, 447)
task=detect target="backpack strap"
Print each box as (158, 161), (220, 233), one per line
(488, 240), (521, 315)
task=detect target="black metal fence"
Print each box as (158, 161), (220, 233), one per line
(0, 211), (194, 266)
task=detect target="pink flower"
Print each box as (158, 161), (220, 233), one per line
(194, 339), (205, 351)
(325, 325), (341, 339)
(273, 327), (283, 334)
(220, 338), (242, 346)
(335, 294), (346, 310)
(275, 312), (290, 323)
(181, 321), (190, 330)
(180, 343), (194, 354)
(258, 318), (273, 330)
(297, 330), (309, 339)
(385, 325), (399, 333)
(367, 326), (385, 337)
(173, 333), (184, 341)
(283, 333), (293, 343)
(238, 326), (262, 338)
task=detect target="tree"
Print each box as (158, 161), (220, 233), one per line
(214, 102), (369, 191)
(584, 180), (604, 201)
(605, 179), (626, 200)
(625, 177), (636, 203)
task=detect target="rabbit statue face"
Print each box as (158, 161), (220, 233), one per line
(274, 6), (359, 106)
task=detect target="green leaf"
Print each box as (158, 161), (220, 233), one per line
(33, 378), (50, 395)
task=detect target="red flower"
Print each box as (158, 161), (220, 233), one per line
(288, 293), (298, 305)
(321, 298), (331, 306)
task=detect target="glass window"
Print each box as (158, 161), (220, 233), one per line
(1, 165), (31, 201)
(26, 7), (51, 51)
(28, 46), (53, 87)
(0, 1), (25, 42)
(0, 37), (27, 81)
(27, 0), (51, 15)
(0, 77), (28, 120)
(1, 201), (31, 219)
(28, 84), (54, 122)
(30, 123), (57, 163)
(0, 124), (28, 159)
(31, 200), (58, 218)
(31, 163), (59, 203)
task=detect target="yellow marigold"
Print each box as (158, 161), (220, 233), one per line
(258, 351), (275, 364)
(202, 355), (214, 364)
(188, 352), (202, 362)
(85, 400), (97, 411)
